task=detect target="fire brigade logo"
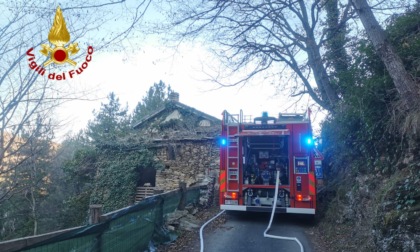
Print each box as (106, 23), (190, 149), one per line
(40, 6), (79, 66)
(26, 6), (93, 80)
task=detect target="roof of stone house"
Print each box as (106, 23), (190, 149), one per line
(132, 94), (221, 130)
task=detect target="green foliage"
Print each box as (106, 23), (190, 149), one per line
(61, 140), (163, 222)
(59, 146), (98, 226)
(324, 0), (350, 97)
(386, 6), (420, 78)
(132, 80), (173, 123)
(60, 190), (92, 227)
(376, 166), (420, 241)
(0, 116), (56, 240)
(321, 6), (420, 177)
(158, 118), (182, 131)
(59, 87), (169, 225)
(64, 147), (98, 188)
(395, 176), (420, 211)
(86, 92), (131, 146)
(90, 146), (162, 213)
(321, 70), (399, 176)
(320, 5), (418, 175)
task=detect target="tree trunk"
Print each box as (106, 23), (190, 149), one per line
(350, 0), (419, 111)
(31, 189), (37, 235)
(297, 0), (340, 111)
(307, 36), (340, 110)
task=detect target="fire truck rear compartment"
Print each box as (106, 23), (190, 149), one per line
(241, 135), (290, 207)
(220, 110), (317, 214)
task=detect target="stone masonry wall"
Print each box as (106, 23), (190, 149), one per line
(153, 139), (219, 192)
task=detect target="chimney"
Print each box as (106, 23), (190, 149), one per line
(169, 92), (179, 102)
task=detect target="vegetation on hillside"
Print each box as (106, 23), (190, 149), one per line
(0, 0), (153, 241)
(318, 5), (420, 251)
(0, 82), (171, 240)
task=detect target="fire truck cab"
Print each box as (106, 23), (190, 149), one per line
(219, 110), (318, 215)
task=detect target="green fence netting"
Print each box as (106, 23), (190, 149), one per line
(186, 186), (201, 206)
(20, 186), (201, 252)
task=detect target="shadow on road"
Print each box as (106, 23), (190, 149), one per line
(225, 211), (316, 227)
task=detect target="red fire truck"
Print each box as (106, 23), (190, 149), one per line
(219, 110), (320, 215)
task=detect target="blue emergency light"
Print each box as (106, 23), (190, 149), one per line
(305, 136), (313, 146)
(220, 138), (227, 146)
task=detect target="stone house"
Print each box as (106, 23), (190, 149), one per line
(133, 93), (221, 191)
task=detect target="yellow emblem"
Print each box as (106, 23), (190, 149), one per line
(40, 6), (79, 66)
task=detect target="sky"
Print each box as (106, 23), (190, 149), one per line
(41, 2), (326, 140)
(3, 0), (413, 141)
(56, 39), (322, 140)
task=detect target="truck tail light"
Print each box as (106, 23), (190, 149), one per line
(296, 194), (311, 202)
(224, 192), (238, 200)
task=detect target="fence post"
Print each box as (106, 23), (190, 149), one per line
(177, 182), (187, 210)
(89, 204), (103, 225)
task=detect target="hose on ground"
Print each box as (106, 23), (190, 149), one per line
(199, 209), (226, 252)
(263, 170), (304, 252)
(200, 171), (304, 252)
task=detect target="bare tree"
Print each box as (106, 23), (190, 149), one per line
(0, 0), (151, 203)
(19, 116), (54, 236)
(350, 0), (420, 112)
(158, 0), (357, 111)
(157, 0), (417, 112)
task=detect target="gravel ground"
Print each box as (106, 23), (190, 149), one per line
(306, 223), (330, 252)
(157, 205), (227, 252)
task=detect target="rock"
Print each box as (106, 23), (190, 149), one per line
(179, 215), (200, 231)
(190, 208), (198, 215)
(166, 210), (189, 224)
(164, 205), (203, 232)
(184, 204), (194, 213)
(179, 220), (200, 231)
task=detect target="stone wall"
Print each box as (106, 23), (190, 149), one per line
(152, 139), (219, 191)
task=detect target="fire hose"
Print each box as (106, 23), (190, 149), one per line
(199, 209), (225, 252)
(264, 170), (304, 252)
(200, 170), (304, 252)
